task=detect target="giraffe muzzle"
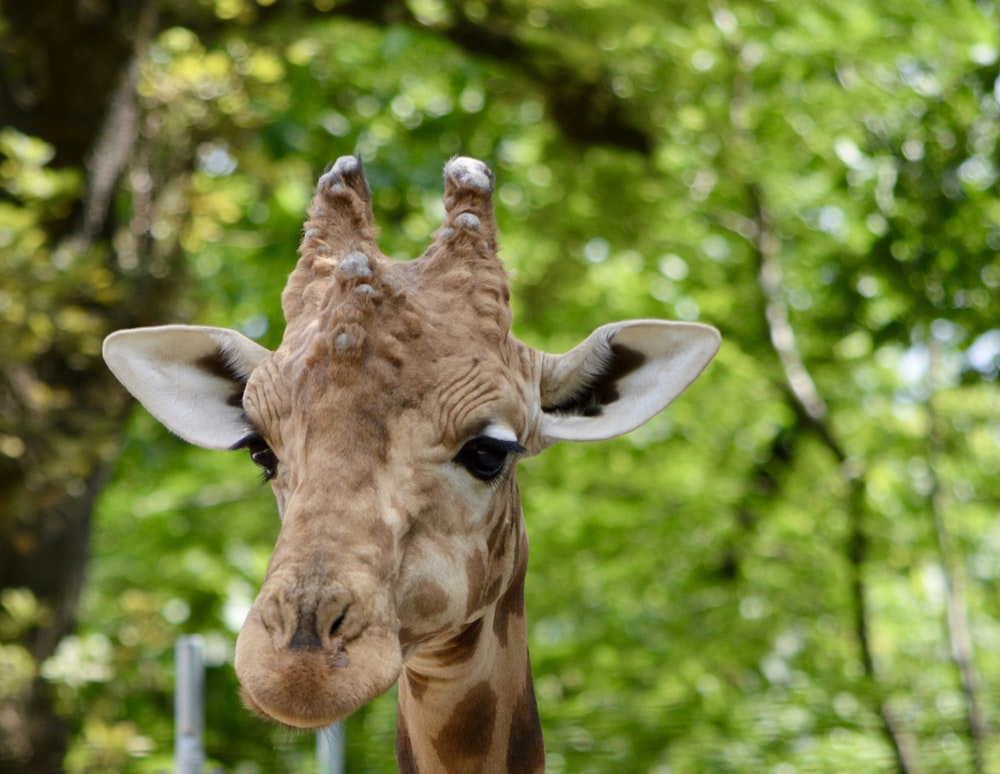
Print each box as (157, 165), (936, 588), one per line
(234, 577), (403, 728)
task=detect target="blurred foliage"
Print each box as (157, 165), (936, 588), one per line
(2, 0), (999, 771)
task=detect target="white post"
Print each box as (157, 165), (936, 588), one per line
(316, 722), (345, 774)
(175, 635), (205, 774)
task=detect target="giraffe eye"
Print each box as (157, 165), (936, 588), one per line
(244, 436), (278, 481)
(250, 447), (278, 481)
(454, 437), (525, 482)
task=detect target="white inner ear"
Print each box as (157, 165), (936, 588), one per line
(539, 320), (721, 444)
(102, 325), (272, 450)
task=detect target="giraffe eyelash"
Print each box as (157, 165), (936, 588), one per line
(232, 431), (279, 482)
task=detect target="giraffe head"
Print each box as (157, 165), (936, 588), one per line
(103, 156), (720, 729)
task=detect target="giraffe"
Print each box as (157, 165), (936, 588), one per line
(102, 155), (720, 773)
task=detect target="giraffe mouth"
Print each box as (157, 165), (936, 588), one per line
(234, 612), (403, 729)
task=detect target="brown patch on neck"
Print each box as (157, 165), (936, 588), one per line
(464, 550), (488, 618)
(396, 711), (419, 774)
(432, 680), (497, 765)
(506, 669), (545, 771)
(410, 581), (449, 619)
(433, 617), (484, 667)
(487, 484), (521, 568)
(404, 669), (431, 702)
(492, 534), (528, 649)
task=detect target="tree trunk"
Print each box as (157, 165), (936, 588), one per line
(0, 1), (167, 769)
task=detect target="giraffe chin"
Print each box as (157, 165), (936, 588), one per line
(233, 624), (403, 729)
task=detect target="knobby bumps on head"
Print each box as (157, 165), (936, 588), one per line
(283, 155), (380, 326)
(416, 157), (512, 345)
(436, 156), (499, 254)
(285, 155), (506, 329)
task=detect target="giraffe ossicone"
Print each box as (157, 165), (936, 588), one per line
(103, 155), (720, 772)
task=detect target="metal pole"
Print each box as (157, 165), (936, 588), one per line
(175, 635), (205, 774)
(316, 722), (345, 774)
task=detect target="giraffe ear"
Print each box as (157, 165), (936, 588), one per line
(537, 320), (720, 444)
(103, 325), (272, 450)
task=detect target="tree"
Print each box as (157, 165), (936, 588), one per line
(0, 1), (172, 769)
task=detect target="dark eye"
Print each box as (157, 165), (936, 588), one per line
(454, 437), (524, 482)
(248, 439), (278, 481)
(231, 431), (279, 481)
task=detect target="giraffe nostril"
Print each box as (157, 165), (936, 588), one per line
(329, 608), (347, 638)
(315, 591), (355, 644)
(260, 590), (290, 641)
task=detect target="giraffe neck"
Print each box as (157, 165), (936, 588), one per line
(395, 551), (545, 774)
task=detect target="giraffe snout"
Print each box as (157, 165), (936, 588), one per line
(234, 575), (403, 728)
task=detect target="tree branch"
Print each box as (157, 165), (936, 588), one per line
(170, 0), (655, 155)
(927, 343), (988, 773)
(747, 183), (924, 774)
(750, 185), (830, 426)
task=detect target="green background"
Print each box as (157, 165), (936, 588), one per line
(1, 0), (998, 772)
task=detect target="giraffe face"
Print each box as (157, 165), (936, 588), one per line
(232, 274), (536, 728)
(101, 155), (721, 737)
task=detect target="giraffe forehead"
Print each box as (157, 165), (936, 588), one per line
(430, 358), (515, 437)
(245, 335), (528, 463)
(286, 254), (515, 362)
(287, 258), (413, 362)
(261, 286), (527, 430)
